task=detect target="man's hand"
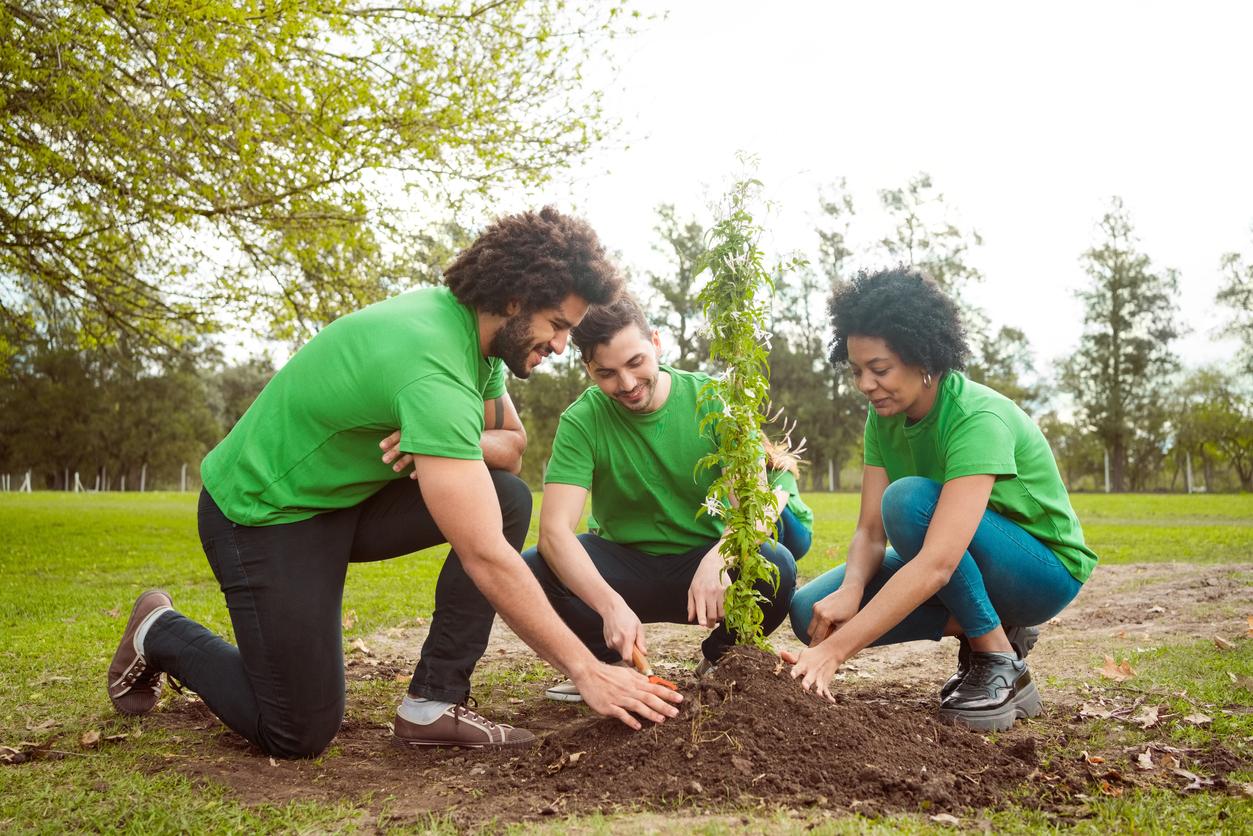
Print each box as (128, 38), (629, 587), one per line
(806, 586), (863, 646)
(379, 430), (418, 479)
(602, 600), (646, 664)
(572, 661), (683, 730)
(687, 545), (731, 629)
(780, 646), (840, 702)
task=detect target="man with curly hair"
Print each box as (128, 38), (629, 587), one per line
(106, 208), (683, 757)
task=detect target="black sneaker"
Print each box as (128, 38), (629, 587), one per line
(939, 624), (1040, 700)
(938, 651), (1042, 732)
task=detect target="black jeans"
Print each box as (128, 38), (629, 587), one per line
(144, 472), (531, 758)
(520, 534), (797, 665)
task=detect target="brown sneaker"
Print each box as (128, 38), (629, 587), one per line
(106, 589), (173, 715)
(392, 704), (537, 749)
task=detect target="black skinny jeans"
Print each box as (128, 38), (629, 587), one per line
(521, 534), (797, 665)
(143, 472), (531, 758)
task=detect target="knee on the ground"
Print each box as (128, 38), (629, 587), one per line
(259, 713), (343, 759)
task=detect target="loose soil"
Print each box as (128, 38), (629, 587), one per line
(121, 563), (1253, 828)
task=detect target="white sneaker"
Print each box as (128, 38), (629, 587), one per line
(543, 660), (632, 702)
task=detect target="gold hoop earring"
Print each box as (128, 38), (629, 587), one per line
(923, 372), (933, 388)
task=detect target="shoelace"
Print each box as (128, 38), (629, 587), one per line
(453, 697), (501, 729)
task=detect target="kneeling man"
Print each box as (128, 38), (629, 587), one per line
(523, 295), (797, 700)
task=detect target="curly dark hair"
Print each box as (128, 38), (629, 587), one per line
(443, 207), (622, 315)
(828, 267), (970, 374)
(571, 293), (650, 362)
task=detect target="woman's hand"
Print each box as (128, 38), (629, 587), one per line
(807, 586), (862, 645)
(780, 645), (842, 701)
(687, 546), (731, 628)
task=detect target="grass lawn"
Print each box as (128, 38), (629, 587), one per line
(1, 490), (1250, 831)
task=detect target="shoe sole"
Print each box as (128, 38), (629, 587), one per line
(940, 626), (1040, 701)
(543, 688), (584, 703)
(390, 735), (536, 750)
(107, 589), (172, 715)
(937, 679), (1043, 732)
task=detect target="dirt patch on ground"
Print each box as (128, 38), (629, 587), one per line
(135, 562), (1250, 828)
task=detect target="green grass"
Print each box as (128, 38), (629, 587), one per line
(1, 490), (1251, 831)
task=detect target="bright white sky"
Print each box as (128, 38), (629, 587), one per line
(523, 0), (1253, 381)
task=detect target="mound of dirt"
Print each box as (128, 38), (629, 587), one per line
(458, 647), (1038, 820)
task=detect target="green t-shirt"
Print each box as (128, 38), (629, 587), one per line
(202, 287), (504, 526)
(863, 372), (1098, 583)
(769, 469), (814, 532)
(545, 366), (723, 555)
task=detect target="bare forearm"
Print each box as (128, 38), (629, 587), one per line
(841, 528), (886, 590)
(480, 429), (525, 474)
(538, 527), (625, 615)
(461, 540), (599, 678)
(823, 552), (948, 662)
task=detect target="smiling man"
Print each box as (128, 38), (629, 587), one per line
(521, 294), (797, 700)
(105, 209), (683, 757)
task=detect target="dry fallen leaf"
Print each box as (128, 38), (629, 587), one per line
(341, 609), (357, 630)
(1114, 629), (1127, 639)
(1082, 751), (1105, 765)
(269, 756), (279, 767)
(1099, 780), (1123, 797)
(1232, 674), (1253, 690)
(1241, 783), (1253, 798)
(1147, 605), (1165, 614)
(1080, 703), (1113, 720)
(1159, 753), (1181, 770)
(1132, 705), (1161, 729)
(568, 751), (584, 763)
(1172, 768), (1214, 791)
(80, 730), (101, 748)
(1246, 614), (1252, 638)
(1182, 712), (1212, 726)
(26, 718), (58, 732)
(105, 606), (121, 619)
(1135, 751), (1155, 771)
(929, 814), (961, 826)
(350, 638), (372, 656)
(1097, 655), (1136, 681)
(1213, 635), (1234, 651)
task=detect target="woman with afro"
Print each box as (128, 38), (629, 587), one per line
(783, 268), (1097, 731)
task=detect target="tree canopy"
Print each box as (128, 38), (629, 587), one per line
(1, 0), (631, 348)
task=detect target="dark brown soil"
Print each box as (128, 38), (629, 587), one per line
(448, 647), (1039, 821)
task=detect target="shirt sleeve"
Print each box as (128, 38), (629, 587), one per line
(544, 409), (596, 488)
(481, 359), (506, 401)
(943, 411), (1018, 480)
(862, 411), (885, 467)
(394, 374), (484, 460)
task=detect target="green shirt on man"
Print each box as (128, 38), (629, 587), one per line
(202, 287), (504, 526)
(863, 371), (1098, 583)
(545, 366), (723, 555)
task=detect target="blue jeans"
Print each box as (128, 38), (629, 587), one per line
(790, 476), (1082, 646)
(776, 506), (813, 561)
(523, 534), (796, 664)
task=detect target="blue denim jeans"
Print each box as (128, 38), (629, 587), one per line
(776, 506), (813, 560)
(790, 476), (1082, 646)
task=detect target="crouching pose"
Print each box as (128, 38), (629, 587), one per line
(106, 210), (681, 758)
(786, 268), (1097, 731)
(523, 295), (797, 700)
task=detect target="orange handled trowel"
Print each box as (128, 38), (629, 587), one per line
(631, 647), (678, 691)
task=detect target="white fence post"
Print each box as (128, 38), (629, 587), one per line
(73, 472), (84, 493)
(1185, 452), (1194, 494)
(827, 460), (835, 492)
(1103, 449), (1111, 494)
(181, 463), (188, 492)
(20, 471), (32, 493)
(120, 473), (126, 492)
(2, 473), (8, 491)
(140, 463), (147, 493)
(93, 473), (100, 492)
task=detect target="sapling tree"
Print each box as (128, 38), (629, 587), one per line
(694, 176), (802, 649)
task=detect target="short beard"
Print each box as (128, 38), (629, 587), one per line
(489, 312), (538, 379)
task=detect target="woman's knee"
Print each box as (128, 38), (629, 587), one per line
(788, 582), (826, 644)
(759, 542), (798, 596)
(880, 477), (941, 542)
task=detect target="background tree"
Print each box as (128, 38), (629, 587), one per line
(643, 204), (708, 370)
(967, 326), (1042, 411)
(507, 353), (590, 488)
(1217, 228), (1253, 378)
(1037, 411), (1105, 490)
(1, 1), (633, 348)
(1173, 368), (1253, 492)
(1062, 198), (1181, 492)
